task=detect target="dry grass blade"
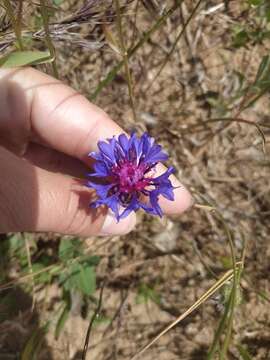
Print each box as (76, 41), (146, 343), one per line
(0, 245), (97, 292)
(0, 263), (62, 292)
(114, 0), (136, 120)
(147, 0), (203, 91)
(91, 0), (183, 100)
(2, 0), (23, 49)
(130, 264), (242, 360)
(34, 23), (105, 50)
(206, 118), (267, 154)
(187, 117), (268, 154)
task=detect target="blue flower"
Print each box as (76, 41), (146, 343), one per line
(86, 133), (175, 221)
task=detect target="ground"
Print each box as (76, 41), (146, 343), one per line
(0, 1), (270, 359)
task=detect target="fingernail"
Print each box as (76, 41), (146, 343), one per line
(100, 212), (136, 236)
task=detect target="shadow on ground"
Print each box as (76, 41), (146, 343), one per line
(0, 234), (53, 360)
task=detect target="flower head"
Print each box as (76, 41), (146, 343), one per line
(86, 133), (175, 221)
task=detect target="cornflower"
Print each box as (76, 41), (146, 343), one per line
(86, 133), (175, 221)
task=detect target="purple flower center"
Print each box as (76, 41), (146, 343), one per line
(112, 161), (151, 193)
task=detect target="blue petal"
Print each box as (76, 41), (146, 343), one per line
(106, 195), (120, 219)
(127, 133), (138, 162)
(98, 139), (116, 163)
(92, 161), (110, 177)
(138, 201), (156, 215)
(155, 184), (174, 201)
(86, 182), (113, 199)
(89, 151), (103, 161)
(89, 200), (101, 209)
(152, 166), (175, 183)
(149, 191), (163, 217)
(118, 134), (129, 153)
(132, 134), (144, 163)
(91, 194), (120, 219)
(144, 144), (168, 163)
(141, 132), (152, 155)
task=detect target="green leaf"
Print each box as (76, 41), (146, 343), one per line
(232, 28), (249, 48)
(59, 238), (81, 262)
(77, 264), (96, 295)
(8, 233), (24, 254)
(31, 263), (52, 284)
(79, 255), (100, 267)
(0, 50), (52, 68)
(61, 262), (96, 296)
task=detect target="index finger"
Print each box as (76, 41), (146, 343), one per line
(0, 67), (192, 214)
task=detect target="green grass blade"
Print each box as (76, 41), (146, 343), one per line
(55, 302), (70, 340)
(21, 326), (48, 360)
(90, 0), (183, 100)
(207, 291), (232, 359)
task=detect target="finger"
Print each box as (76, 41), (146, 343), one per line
(24, 144), (193, 214)
(0, 68), (193, 214)
(24, 142), (89, 178)
(0, 67), (122, 160)
(159, 163), (193, 214)
(0, 147), (136, 236)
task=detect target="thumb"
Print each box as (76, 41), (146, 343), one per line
(0, 147), (136, 236)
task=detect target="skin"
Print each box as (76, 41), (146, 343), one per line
(0, 67), (193, 236)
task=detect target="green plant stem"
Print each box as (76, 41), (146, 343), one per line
(91, 0), (183, 100)
(40, 0), (58, 78)
(207, 290), (233, 359)
(218, 215), (238, 360)
(220, 270), (242, 359)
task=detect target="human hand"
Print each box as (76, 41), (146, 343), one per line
(0, 68), (192, 236)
